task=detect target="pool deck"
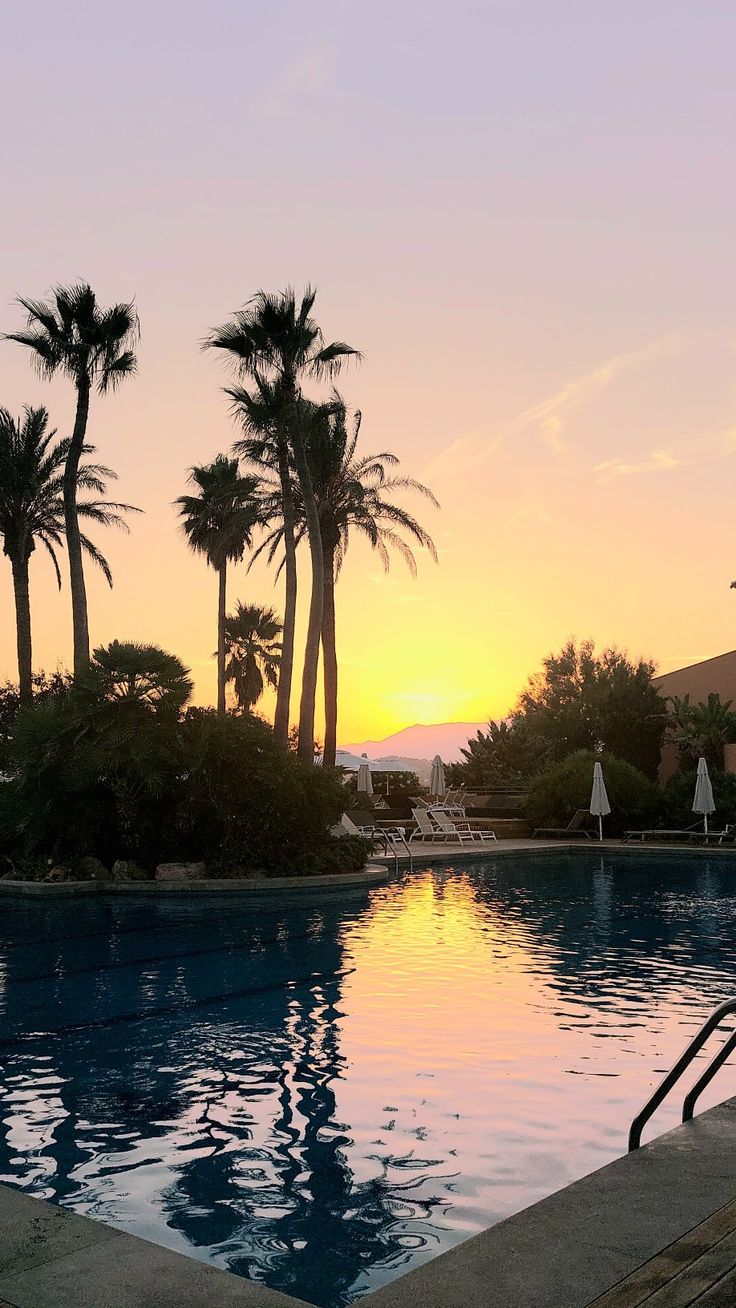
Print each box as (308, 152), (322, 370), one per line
(4, 1097), (736, 1306)
(372, 836), (736, 865)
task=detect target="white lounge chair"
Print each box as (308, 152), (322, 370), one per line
(409, 809), (447, 842)
(433, 814), (497, 844)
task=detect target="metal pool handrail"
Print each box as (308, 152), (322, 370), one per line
(370, 828), (413, 874)
(628, 996), (736, 1151)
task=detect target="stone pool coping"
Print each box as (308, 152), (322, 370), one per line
(4, 1099), (736, 1307)
(0, 865), (389, 897)
(3, 839), (735, 895)
(374, 836), (736, 865)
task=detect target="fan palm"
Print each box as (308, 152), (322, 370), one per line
(84, 640), (193, 715)
(227, 376), (298, 744)
(224, 603), (282, 712)
(175, 457), (261, 714)
(255, 396), (438, 766)
(0, 405), (139, 705)
(204, 286), (360, 762)
(4, 283), (139, 675)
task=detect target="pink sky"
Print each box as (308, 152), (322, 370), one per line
(2, 2), (736, 741)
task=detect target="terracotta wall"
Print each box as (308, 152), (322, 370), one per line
(654, 650), (736, 783)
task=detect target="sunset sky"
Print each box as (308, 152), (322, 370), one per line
(2, 1), (736, 743)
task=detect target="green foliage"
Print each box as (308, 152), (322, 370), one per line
(175, 456), (261, 572)
(0, 406), (137, 589)
(175, 711), (349, 873)
(515, 639), (666, 779)
(526, 751), (656, 834)
(665, 693), (736, 773)
(224, 603), (282, 710)
(80, 641), (193, 714)
(0, 671), (72, 770)
(660, 768), (736, 828)
(0, 654), (355, 877)
(5, 283), (139, 393)
(446, 720), (549, 789)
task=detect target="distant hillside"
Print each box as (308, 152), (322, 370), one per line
(342, 721), (485, 765)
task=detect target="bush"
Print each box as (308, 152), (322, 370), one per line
(0, 659), (363, 877)
(526, 751), (656, 835)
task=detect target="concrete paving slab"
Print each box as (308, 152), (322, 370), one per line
(0, 1186), (307, 1308)
(0, 1183), (108, 1278)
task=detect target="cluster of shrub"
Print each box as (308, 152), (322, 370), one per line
(0, 643), (370, 882)
(447, 640), (736, 835)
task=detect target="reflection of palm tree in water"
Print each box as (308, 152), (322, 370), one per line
(163, 969), (445, 1308)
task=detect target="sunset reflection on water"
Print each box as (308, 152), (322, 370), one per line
(2, 855), (736, 1306)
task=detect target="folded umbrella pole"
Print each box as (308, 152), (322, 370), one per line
(590, 761), (611, 842)
(430, 754), (446, 800)
(693, 757), (715, 834)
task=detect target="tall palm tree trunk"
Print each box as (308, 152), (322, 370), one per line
(64, 374), (91, 677)
(321, 543), (338, 768)
(274, 443), (298, 746)
(217, 561), (227, 714)
(285, 383), (324, 763)
(11, 554), (33, 706)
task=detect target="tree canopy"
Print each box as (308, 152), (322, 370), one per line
(450, 639), (667, 787)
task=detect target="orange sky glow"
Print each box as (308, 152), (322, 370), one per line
(2, 3), (736, 744)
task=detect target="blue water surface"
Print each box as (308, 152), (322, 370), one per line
(2, 852), (736, 1306)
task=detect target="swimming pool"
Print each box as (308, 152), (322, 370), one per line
(2, 852), (736, 1307)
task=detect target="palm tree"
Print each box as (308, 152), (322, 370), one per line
(204, 286), (360, 762)
(258, 397), (438, 766)
(227, 376), (298, 745)
(0, 406), (138, 706)
(86, 640), (193, 714)
(4, 283), (139, 676)
(175, 457), (261, 714)
(224, 603), (282, 712)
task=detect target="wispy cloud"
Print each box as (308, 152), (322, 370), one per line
(505, 503), (558, 527)
(423, 332), (684, 479)
(250, 46), (336, 122)
(594, 450), (681, 482)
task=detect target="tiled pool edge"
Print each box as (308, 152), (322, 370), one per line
(3, 1098), (736, 1307)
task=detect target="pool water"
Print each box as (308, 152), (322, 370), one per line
(2, 853), (736, 1306)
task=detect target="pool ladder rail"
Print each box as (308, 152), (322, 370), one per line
(369, 827), (414, 874)
(628, 996), (736, 1151)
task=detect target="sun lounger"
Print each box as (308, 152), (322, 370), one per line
(533, 809), (593, 840)
(409, 809), (447, 841)
(432, 815), (497, 843)
(622, 823), (705, 844)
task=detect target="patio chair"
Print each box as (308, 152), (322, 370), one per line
(409, 809), (447, 842)
(433, 814), (497, 844)
(533, 809), (594, 840)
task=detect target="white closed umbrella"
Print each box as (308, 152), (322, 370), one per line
(429, 754), (446, 799)
(693, 756), (715, 834)
(589, 761), (611, 842)
(356, 760), (373, 796)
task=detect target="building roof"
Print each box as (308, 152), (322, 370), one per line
(654, 650), (736, 702)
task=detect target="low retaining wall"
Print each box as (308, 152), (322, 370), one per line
(0, 865), (389, 897)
